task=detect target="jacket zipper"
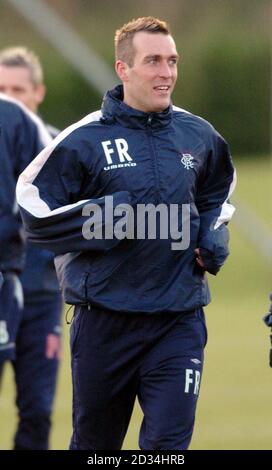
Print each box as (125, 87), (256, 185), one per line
(147, 115), (160, 204)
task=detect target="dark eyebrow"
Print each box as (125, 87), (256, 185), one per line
(144, 55), (160, 61)
(144, 54), (180, 61)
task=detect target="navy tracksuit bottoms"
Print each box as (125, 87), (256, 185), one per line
(69, 305), (207, 450)
(13, 296), (62, 450)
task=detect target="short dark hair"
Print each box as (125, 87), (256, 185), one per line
(115, 16), (171, 66)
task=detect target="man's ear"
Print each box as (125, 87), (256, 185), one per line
(115, 60), (130, 82)
(34, 83), (46, 106)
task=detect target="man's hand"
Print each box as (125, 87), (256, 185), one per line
(194, 248), (205, 269)
(46, 334), (62, 360)
(195, 247), (223, 275)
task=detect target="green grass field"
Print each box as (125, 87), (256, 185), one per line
(0, 157), (271, 450)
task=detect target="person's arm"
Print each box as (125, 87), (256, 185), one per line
(17, 135), (131, 255)
(195, 130), (236, 275)
(0, 102), (45, 273)
(0, 138), (23, 273)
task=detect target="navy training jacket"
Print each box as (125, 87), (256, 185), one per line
(0, 94), (61, 301)
(17, 85), (236, 313)
(0, 94), (51, 274)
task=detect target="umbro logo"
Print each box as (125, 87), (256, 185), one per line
(102, 138), (137, 171)
(181, 153), (194, 170)
(190, 358), (201, 365)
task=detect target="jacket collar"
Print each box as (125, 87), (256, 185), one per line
(101, 85), (173, 130)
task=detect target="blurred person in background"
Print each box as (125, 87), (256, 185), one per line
(17, 17), (236, 450)
(0, 47), (62, 450)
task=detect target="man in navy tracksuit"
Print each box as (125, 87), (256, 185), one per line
(0, 94), (51, 363)
(1, 96), (40, 363)
(0, 47), (62, 450)
(17, 17), (236, 450)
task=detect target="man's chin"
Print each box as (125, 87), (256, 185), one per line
(152, 99), (171, 113)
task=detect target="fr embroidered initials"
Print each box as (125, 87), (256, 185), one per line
(102, 139), (136, 171)
(184, 369), (201, 395)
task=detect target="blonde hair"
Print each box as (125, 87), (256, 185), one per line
(0, 46), (43, 85)
(115, 16), (170, 66)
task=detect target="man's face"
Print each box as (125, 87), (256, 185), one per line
(119, 32), (179, 114)
(0, 65), (45, 112)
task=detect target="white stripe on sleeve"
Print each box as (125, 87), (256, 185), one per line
(16, 110), (102, 218)
(214, 169), (237, 230)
